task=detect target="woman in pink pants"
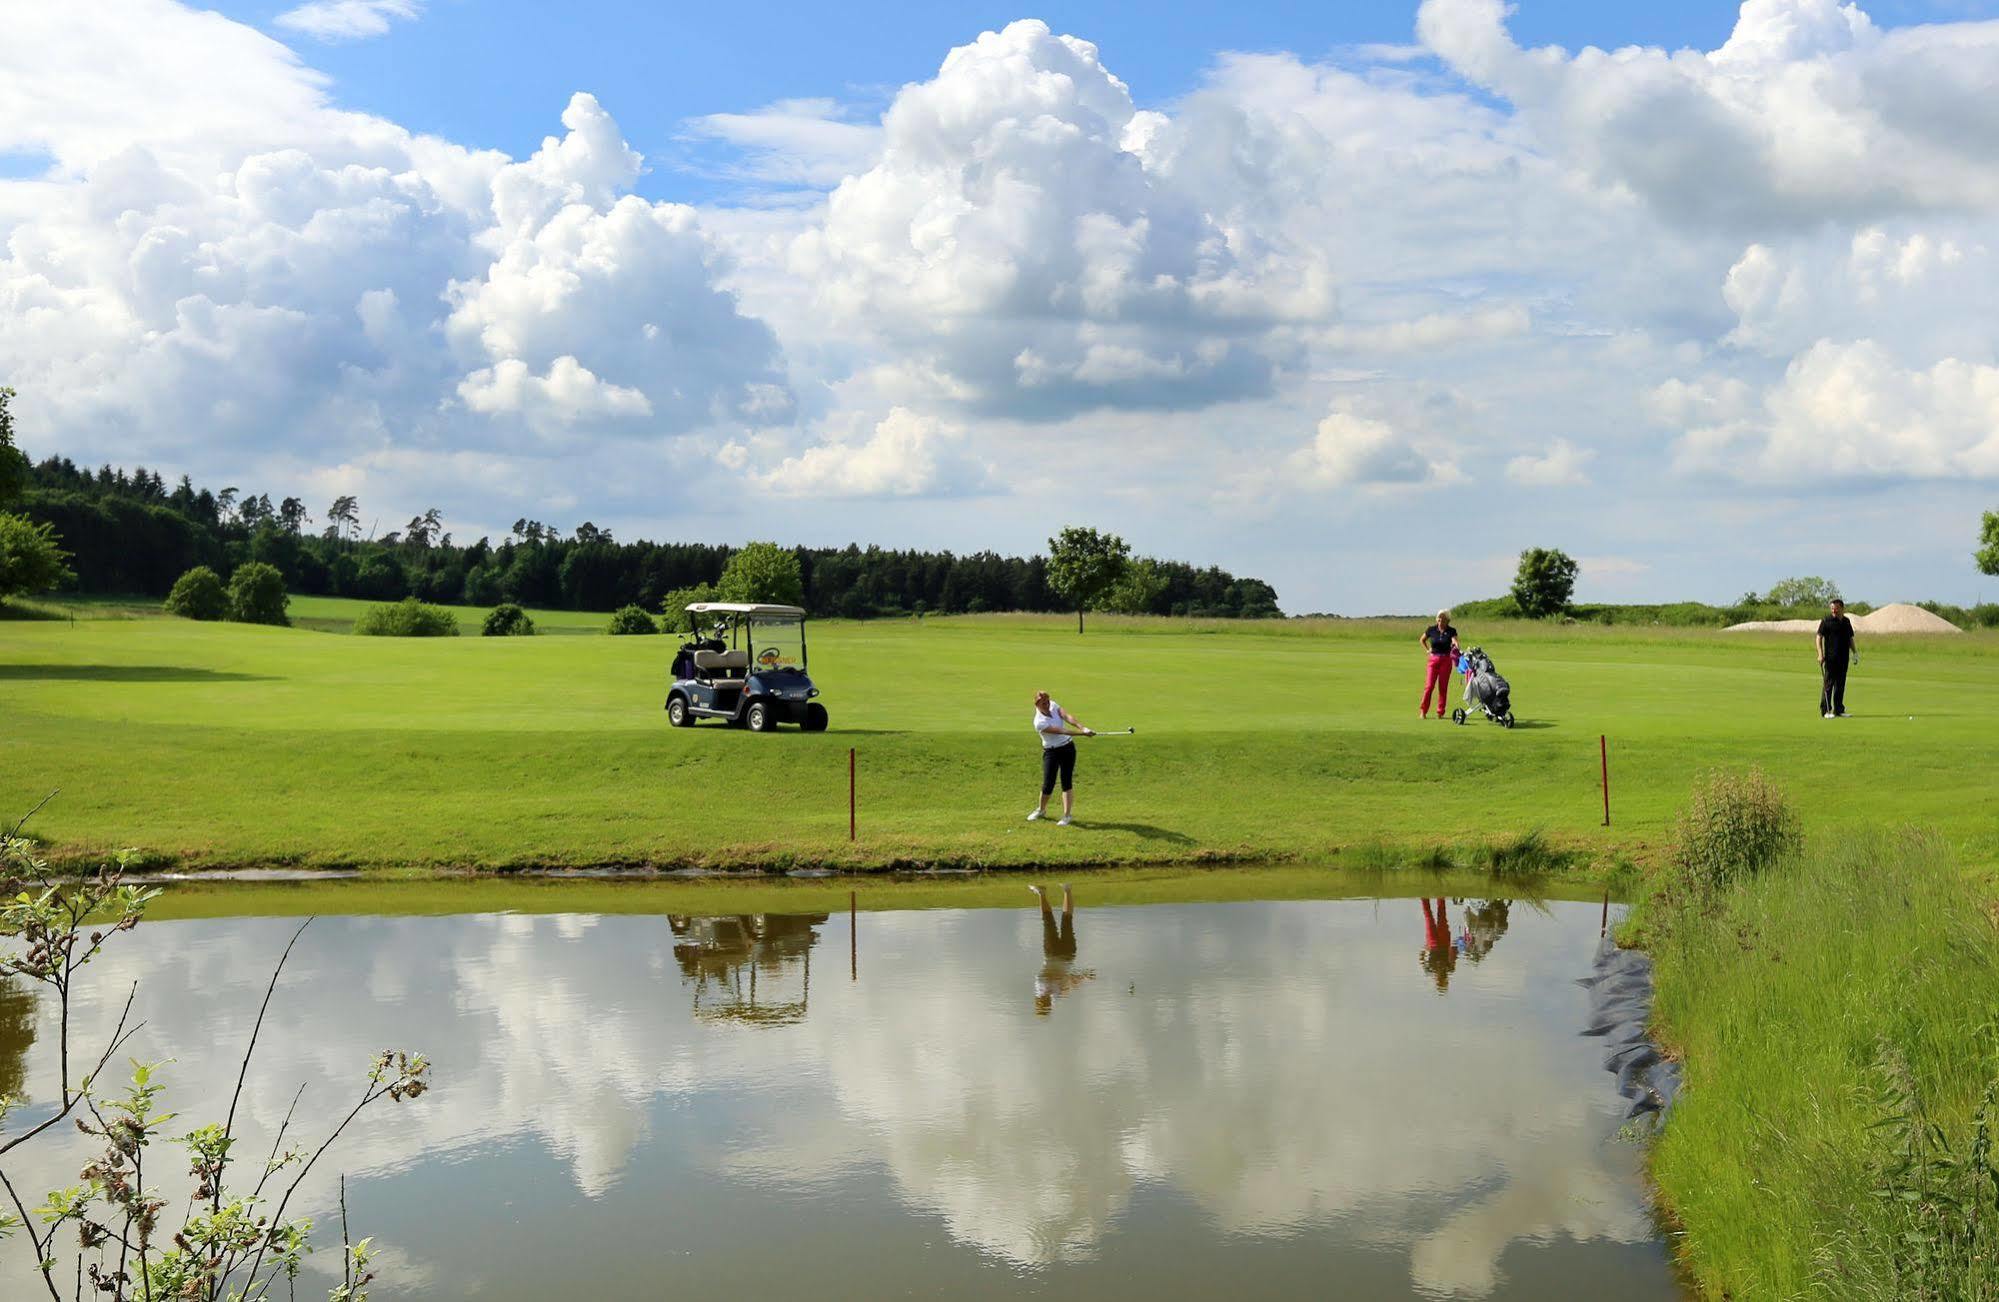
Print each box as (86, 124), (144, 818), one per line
(1417, 609), (1459, 719)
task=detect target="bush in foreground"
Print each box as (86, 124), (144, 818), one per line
(482, 602), (535, 636)
(0, 511), (76, 605)
(226, 560), (289, 625)
(606, 604), (658, 635)
(164, 564), (228, 620)
(355, 596), (459, 637)
(1669, 767), (1798, 893)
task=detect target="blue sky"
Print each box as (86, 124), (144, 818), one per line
(6, 0), (1999, 611)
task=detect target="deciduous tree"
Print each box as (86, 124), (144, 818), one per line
(1047, 526), (1130, 632)
(0, 512), (74, 605)
(1510, 547), (1579, 619)
(717, 541), (804, 607)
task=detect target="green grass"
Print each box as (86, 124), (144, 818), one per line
(3, 609), (1996, 872)
(1633, 832), (1999, 1298)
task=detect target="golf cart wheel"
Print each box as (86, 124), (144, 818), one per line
(746, 701), (776, 733)
(1451, 708), (1466, 725)
(666, 696), (693, 727)
(1500, 713), (1516, 729)
(803, 703), (829, 732)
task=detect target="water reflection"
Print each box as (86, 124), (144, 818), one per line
(669, 913), (828, 1025)
(1030, 884), (1094, 1014)
(4, 897), (1680, 1301)
(0, 975), (32, 1098)
(1420, 898), (1514, 992)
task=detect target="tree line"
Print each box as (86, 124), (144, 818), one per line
(6, 444), (1281, 619)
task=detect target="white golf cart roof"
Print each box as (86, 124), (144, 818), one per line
(685, 602), (806, 617)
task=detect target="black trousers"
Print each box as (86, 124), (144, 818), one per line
(1041, 742), (1076, 794)
(1821, 657), (1849, 716)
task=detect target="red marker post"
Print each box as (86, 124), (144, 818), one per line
(1599, 735), (1611, 827)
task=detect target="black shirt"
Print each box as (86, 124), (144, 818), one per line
(1422, 624), (1458, 655)
(1817, 615), (1855, 660)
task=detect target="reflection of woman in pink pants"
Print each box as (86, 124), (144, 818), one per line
(1417, 609), (1460, 719)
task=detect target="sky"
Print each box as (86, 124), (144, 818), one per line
(5, 0), (1999, 613)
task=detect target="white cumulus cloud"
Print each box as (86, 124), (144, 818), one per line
(743, 408), (986, 498)
(274, 0), (421, 42)
(1504, 439), (1594, 487)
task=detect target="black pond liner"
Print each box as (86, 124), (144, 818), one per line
(1578, 937), (1682, 1122)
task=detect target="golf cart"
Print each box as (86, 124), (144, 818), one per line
(665, 602), (828, 732)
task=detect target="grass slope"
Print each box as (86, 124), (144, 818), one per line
(1635, 833), (1999, 1298)
(3, 611), (1995, 870)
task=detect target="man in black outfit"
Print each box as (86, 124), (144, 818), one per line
(1815, 598), (1858, 718)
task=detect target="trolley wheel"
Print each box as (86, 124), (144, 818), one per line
(1451, 708), (1466, 725)
(1500, 713), (1516, 729)
(803, 703), (829, 732)
(746, 700), (776, 732)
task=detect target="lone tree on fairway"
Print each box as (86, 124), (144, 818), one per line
(662, 582), (719, 632)
(1511, 547), (1579, 618)
(226, 559), (290, 625)
(165, 564), (228, 620)
(1978, 510), (1999, 577)
(717, 541), (804, 607)
(1047, 526), (1131, 633)
(0, 512), (74, 606)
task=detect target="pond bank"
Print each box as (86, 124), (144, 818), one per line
(1625, 831), (1999, 1298)
(126, 861), (1623, 921)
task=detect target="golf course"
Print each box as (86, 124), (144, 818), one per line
(4, 597), (1993, 874)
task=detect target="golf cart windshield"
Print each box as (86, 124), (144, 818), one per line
(744, 615), (805, 672)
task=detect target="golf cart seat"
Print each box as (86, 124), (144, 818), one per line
(692, 649), (749, 680)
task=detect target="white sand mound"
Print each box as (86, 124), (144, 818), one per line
(1857, 602), (1961, 634)
(1723, 602), (1961, 634)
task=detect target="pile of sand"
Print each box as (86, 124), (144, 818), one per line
(1723, 602), (1961, 635)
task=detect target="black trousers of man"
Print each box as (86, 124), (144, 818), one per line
(1821, 656), (1849, 716)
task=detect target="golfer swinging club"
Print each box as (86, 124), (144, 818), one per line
(1029, 690), (1093, 826)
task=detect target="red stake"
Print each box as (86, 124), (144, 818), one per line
(849, 747), (857, 842)
(1600, 734), (1611, 827)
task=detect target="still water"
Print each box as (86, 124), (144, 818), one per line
(1, 893), (1684, 1299)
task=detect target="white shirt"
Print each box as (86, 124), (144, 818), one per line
(1035, 701), (1073, 749)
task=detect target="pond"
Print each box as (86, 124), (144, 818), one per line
(1, 889), (1685, 1299)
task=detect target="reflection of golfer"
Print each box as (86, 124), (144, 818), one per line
(1028, 691), (1093, 826)
(1030, 884), (1093, 1015)
(1419, 898), (1458, 993)
(1816, 598), (1858, 718)
(1418, 610), (1460, 719)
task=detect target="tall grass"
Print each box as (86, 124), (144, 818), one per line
(1638, 830), (1999, 1298)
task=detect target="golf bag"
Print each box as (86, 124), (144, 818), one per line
(1455, 647), (1515, 728)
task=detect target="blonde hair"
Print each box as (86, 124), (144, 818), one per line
(1437, 609), (1452, 622)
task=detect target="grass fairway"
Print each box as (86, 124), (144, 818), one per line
(2, 608), (1994, 871)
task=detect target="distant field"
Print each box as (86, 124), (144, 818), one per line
(6, 591), (623, 635)
(3, 608), (1994, 872)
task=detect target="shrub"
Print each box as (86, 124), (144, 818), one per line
(716, 541), (804, 607)
(606, 604), (659, 635)
(482, 602), (535, 637)
(225, 560), (289, 626)
(1670, 767), (1799, 893)
(0, 511), (76, 604)
(661, 581), (719, 633)
(355, 596), (459, 637)
(163, 565), (228, 620)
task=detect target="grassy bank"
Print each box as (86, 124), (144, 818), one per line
(4, 610), (1995, 872)
(1634, 832), (1999, 1298)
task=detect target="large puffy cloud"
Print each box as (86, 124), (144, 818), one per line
(0, 7), (786, 518)
(738, 407), (988, 497)
(789, 20), (1328, 420)
(1416, 0), (1999, 229)
(1673, 339), (1999, 480)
